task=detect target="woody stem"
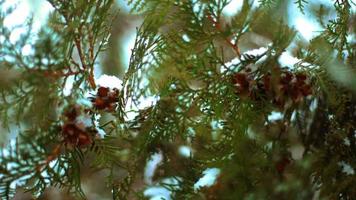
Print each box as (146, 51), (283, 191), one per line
(207, 14), (241, 58)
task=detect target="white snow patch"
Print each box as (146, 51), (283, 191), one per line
(178, 146), (192, 158)
(268, 111), (283, 121)
(194, 168), (221, 190)
(279, 52), (301, 69)
(243, 47), (268, 57)
(182, 34), (191, 42)
(96, 74), (123, 90)
(96, 127), (107, 138)
(223, 0), (243, 16)
(144, 187), (171, 200)
(62, 75), (74, 96)
(143, 177), (181, 200)
(338, 161), (355, 176)
(75, 114), (93, 130)
(343, 138), (351, 146)
(144, 151), (164, 184)
(124, 96), (160, 121)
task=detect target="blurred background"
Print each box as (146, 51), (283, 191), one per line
(1, 0), (355, 199)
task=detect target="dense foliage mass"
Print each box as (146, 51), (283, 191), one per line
(0, 0), (355, 199)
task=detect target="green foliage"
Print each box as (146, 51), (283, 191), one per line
(0, 0), (355, 199)
(258, 0), (277, 8)
(294, 0), (308, 14)
(0, 128), (86, 199)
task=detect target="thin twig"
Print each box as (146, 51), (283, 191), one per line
(29, 68), (82, 78)
(74, 33), (96, 89)
(207, 14), (241, 58)
(88, 27), (96, 89)
(36, 144), (62, 172)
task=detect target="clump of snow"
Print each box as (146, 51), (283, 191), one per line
(278, 52), (301, 69)
(92, 114), (107, 138)
(194, 168), (221, 190)
(75, 114), (92, 130)
(343, 138), (351, 146)
(124, 96), (160, 121)
(182, 34), (191, 42)
(338, 161), (355, 176)
(243, 47), (268, 57)
(268, 111), (283, 122)
(223, 0), (243, 16)
(96, 74), (123, 90)
(178, 146), (193, 158)
(144, 187), (171, 200)
(144, 177), (181, 200)
(144, 151), (164, 184)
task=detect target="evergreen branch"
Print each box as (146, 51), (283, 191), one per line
(47, 0), (115, 90)
(0, 129), (83, 199)
(321, 0), (352, 60)
(258, 0), (277, 8)
(294, 0), (308, 14)
(1, 0), (355, 199)
(123, 22), (161, 105)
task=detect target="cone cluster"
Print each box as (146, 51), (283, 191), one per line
(233, 69), (312, 107)
(90, 86), (119, 111)
(61, 106), (94, 148)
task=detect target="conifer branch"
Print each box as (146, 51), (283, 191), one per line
(0, 0), (355, 199)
